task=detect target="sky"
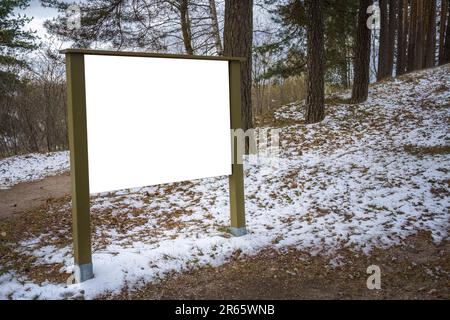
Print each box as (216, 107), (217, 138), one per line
(19, 0), (61, 41)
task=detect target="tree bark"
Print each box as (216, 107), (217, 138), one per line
(407, 0), (417, 71)
(414, 0), (425, 69)
(351, 0), (373, 104)
(424, 0), (436, 68)
(223, 0), (253, 131)
(180, 0), (194, 55)
(445, 0), (450, 63)
(378, 0), (390, 80)
(403, 0), (410, 71)
(336, 0), (350, 87)
(305, 0), (325, 124)
(423, 0), (430, 67)
(439, 0), (448, 64)
(396, 0), (407, 75)
(372, 29), (379, 77)
(208, 0), (223, 55)
(386, 0), (397, 77)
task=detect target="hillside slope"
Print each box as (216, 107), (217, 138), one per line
(0, 65), (449, 299)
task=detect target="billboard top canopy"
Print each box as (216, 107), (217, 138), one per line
(60, 48), (246, 62)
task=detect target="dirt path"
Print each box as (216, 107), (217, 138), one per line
(0, 173), (70, 219)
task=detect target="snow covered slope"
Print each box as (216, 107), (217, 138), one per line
(0, 65), (449, 299)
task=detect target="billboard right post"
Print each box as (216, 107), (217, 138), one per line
(228, 60), (247, 237)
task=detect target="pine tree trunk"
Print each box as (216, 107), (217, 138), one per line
(386, 0), (397, 76)
(407, 0), (418, 71)
(180, 0), (194, 55)
(423, 0), (430, 67)
(305, 0), (325, 124)
(414, 0), (425, 69)
(340, 42), (350, 87)
(223, 0), (253, 131)
(445, 0), (450, 63)
(351, 0), (373, 104)
(336, 0), (350, 87)
(403, 0), (410, 73)
(439, 0), (448, 64)
(396, 0), (406, 75)
(424, 0), (436, 68)
(378, 0), (390, 80)
(208, 0), (223, 55)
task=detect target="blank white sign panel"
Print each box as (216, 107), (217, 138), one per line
(84, 54), (232, 194)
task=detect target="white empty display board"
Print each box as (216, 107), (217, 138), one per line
(84, 54), (232, 194)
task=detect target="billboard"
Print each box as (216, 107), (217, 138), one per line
(83, 54), (232, 193)
(63, 49), (246, 282)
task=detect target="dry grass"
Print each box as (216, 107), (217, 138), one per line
(403, 145), (450, 156)
(0, 196), (71, 284)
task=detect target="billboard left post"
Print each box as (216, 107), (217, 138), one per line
(65, 53), (94, 283)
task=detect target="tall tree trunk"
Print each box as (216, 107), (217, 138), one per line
(396, 0), (407, 75)
(445, 1), (450, 63)
(372, 30), (379, 78)
(378, 0), (390, 80)
(208, 0), (223, 55)
(439, 0), (449, 64)
(407, 0), (418, 71)
(336, 0), (349, 87)
(402, 0), (410, 72)
(223, 0), (253, 132)
(305, 0), (325, 124)
(387, 0), (397, 76)
(424, 0), (437, 68)
(352, 0), (373, 104)
(423, 0), (430, 67)
(340, 38), (349, 87)
(414, 0), (425, 69)
(180, 0), (194, 55)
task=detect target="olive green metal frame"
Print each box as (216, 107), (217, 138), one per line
(63, 49), (247, 283)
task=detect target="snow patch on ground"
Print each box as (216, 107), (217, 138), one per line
(0, 151), (69, 189)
